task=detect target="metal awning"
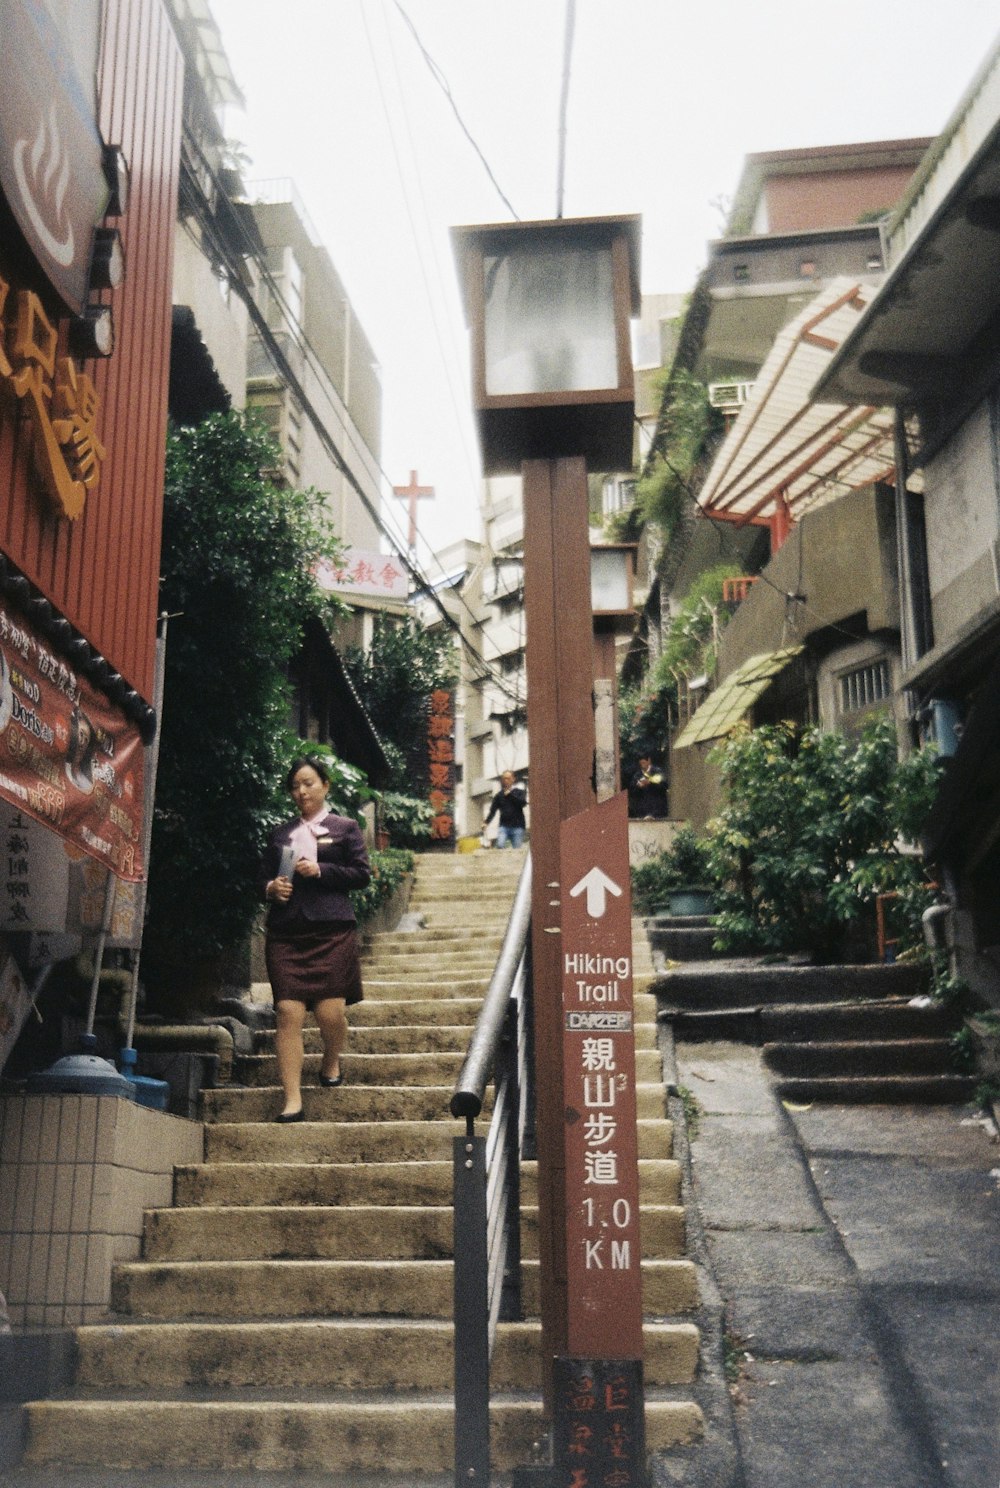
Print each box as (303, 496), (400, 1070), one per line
(697, 279), (910, 526)
(673, 646), (803, 749)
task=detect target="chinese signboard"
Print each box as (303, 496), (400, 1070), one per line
(0, 271), (106, 518)
(427, 688), (455, 843)
(0, 0), (108, 314)
(560, 791), (643, 1359)
(553, 1356), (647, 1488)
(1, 804), (140, 946)
(0, 603), (144, 880)
(315, 548), (408, 603)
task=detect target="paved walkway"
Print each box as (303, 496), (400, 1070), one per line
(663, 1038), (1000, 1488)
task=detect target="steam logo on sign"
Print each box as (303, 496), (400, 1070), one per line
(13, 102), (75, 269)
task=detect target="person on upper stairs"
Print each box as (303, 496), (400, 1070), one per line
(484, 770), (527, 848)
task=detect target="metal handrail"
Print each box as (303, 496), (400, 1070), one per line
(451, 853), (533, 1120)
(451, 853), (533, 1488)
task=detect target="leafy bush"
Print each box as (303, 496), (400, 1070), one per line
(351, 847), (414, 925)
(268, 738), (374, 828)
(344, 616), (457, 791)
(705, 716), (942, 962)
(632, 825), (714, 914)
(143, 412), (345, 1008)
(378, 791), (434, 847)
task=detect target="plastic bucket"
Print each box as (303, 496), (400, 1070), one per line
(457, 835), (481, 854)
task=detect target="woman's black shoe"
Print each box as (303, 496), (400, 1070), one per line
(276, 1109), (305, 1123)
(319, 1070), (344, 1088)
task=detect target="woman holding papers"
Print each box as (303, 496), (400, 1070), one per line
(259, 755), (371, 1122)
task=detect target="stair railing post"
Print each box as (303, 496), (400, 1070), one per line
(499, 995), (523, 1323)
(454, 1119), (490, 1487)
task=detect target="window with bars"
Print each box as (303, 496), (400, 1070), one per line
(837, 658), (891, 714)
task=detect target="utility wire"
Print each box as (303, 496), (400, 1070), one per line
(178, 149), (525, 705)
(555, 0), (576, 218)
(186, 127), (517, 693)
(389, 0), (519, 221)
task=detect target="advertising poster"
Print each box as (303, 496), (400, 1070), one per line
(0, 603), (145, 881)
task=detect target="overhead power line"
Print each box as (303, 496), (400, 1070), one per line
(389, 0), (519, 221)
(177, 136), (526, 705)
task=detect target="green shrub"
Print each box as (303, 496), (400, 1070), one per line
(378, 791), (434, 847)
(632, 825), (714, 913)
(706, 717), (942, 963)
(352, 847), (414, 925)
(143, 412), (345, 1008)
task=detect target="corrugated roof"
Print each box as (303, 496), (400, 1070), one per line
(673, 646), (804, 749)
(697, 278), (911, 524)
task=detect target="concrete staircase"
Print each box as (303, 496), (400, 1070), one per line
(654, 914), (976, 1103)
(15, 848), (702, 1482)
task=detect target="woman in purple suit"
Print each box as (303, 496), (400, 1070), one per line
(259, 755), (371, 1122)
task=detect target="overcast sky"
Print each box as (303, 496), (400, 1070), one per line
(208, 0), (999, 569)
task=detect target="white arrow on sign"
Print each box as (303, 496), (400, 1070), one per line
(569, 866), (623, 919)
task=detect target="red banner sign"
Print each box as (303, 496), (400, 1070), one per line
(0, 603), (144, 879)
(427, 687), (455, 842)
(560, 791), (643, 1360)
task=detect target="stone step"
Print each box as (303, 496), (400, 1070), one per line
(233, 1045), (665, 1088)
(233, 1050), (467, 1088)
(200, 1085), (467, 1125)
(283, 1017), (659, 1055)
(366, 927), (504, 947)
(110, 1255), (699, 1321)
(292, 1024), (473, 1054)
(139, 1202), (686, 1264)
(655, 959), (928, 1012)
(348, 998), (483, 1026)
(364, 947), (501, 969)
(759, 997), (960, 1042)
(141, 1205), (455, 1263)
(174, 1157), (682, 1209)
(773, 1073), (978, 1104)
(360, 977), (492, 999)
(763, 1038), (961, 1079)
(650, 925), (725, 961)
(20, 1396), (702, 1475)
(202, 1115), (676, 1164)
(202, 1080), (668, 1126)
(670, 1008), (763, 1042)
(71, 1317), (699, 1393)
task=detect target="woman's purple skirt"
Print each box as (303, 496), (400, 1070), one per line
(265, 922), (364, 1008)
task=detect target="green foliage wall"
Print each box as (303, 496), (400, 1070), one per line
(344, 615), (457, 790)
(143, 412), (345, 1005)
(706, 717), (942, 962)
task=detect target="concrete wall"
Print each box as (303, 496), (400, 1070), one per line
(717, 485), (899, 677)
(172, 228), (248, 407)
(0, 1095), (201, 1327)
(762, 165), (917, 233)
(923, 399), (1000, 640)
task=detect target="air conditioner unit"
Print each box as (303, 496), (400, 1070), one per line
(709, 380), (754, 412)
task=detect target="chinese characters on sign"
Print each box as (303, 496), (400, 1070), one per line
(560, 791), (644, 1358)
(315, 549), (408, 603)
(0, 604), (144, 880)
(553, 1357), (646, 1488)
(427, 688), (455, 842)
(0, 273), (106, 518)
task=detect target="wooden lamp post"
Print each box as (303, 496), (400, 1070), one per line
(453, 214), (646, 1485)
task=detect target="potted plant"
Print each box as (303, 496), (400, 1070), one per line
(632, 824), (715, 919)
(663, 826), (715, 917)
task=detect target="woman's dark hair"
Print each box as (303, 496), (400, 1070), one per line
(285, 754), (331, 791)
